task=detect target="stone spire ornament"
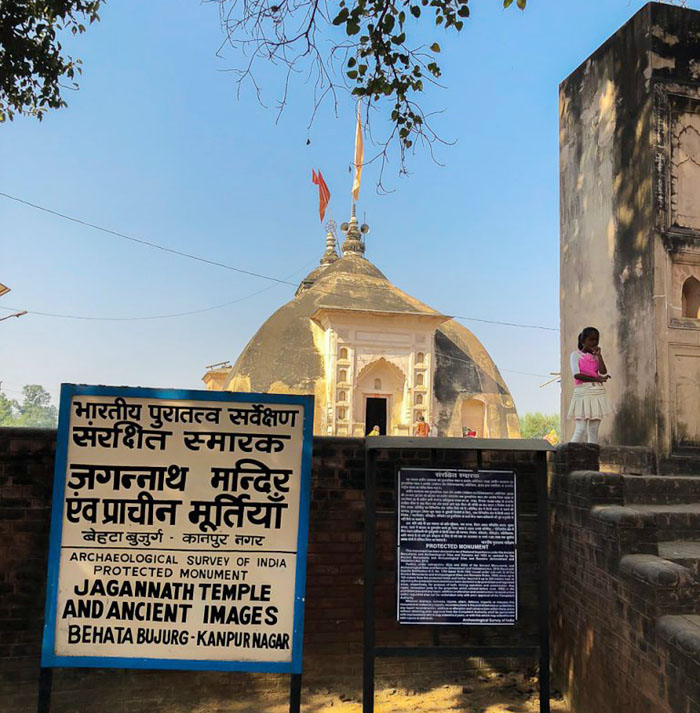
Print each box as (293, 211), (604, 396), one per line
(320, 219), (339, 265)
(340, 204), (370, 257)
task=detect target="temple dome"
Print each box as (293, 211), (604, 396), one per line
(209, 226), (520, 438)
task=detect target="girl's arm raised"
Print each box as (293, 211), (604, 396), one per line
(597, 351), (608, 375)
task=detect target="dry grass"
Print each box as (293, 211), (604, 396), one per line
(215, 672), (570, 713)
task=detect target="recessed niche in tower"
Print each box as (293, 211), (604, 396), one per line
(416, 351), (425, 364)
(415, 394), (424, 405)
(337, 390), (346, 402)
(339, 369), (347, 382)
(682, 275), (700, 319)
(415, 373), (424, 386)
(339, 347), (348, 360)
(374, 378), (382, 390)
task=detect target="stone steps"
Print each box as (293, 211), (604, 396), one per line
(619, 554), (695, 588)
(591, 503), (700, 540)
(658, 541), (700, 578)
(658, 615), (700, 664)
(618, 554), (699, 611)
(622, 475), (700, 505)
(591, 479), (700, 680)
(657, 615), (700, 700)
(591, 501), (700, 566)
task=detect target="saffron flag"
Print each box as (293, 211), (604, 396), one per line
(352, 102), (363, 202)
(312, 169), (331, 222)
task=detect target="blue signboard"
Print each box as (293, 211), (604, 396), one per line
(41, 384), (314, 673)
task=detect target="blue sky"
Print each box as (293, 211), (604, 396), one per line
(0, 0), (660, 416)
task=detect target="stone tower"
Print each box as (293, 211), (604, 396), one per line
(560, 2), (700, 469)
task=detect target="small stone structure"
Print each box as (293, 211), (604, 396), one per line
(559, 2), (700, 469)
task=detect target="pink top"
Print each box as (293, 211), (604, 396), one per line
(569, 350), (599, 386)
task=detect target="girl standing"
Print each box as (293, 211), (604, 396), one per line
(567, 327), (612, 444)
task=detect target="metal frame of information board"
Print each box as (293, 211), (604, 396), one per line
(363, 437), (553, 713)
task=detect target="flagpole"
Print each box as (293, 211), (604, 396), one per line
(351, 100), (363, 211)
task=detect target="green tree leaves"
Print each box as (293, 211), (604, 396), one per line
(519, 412), (560, 440)
(217, 0), (528, 172)
(328, 0), (526, 157)
(0, 1), (103, 122)
(0, 385), (58, 428)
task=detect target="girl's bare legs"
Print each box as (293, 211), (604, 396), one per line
(587, 419), (601, 444)
(571, 419), (587, 442)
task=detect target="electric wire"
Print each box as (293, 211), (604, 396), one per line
(0, 191), (296, 286)
(0, 263), (314, 321)
(1, 191), (559, 332)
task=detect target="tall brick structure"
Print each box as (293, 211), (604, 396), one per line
(560, 2), (700, 469)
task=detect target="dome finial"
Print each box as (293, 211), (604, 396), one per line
(340, 204), (370, 257)
(320, 219), (339, 265)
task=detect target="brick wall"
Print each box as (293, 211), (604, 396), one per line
(0, 429), (543, 713)
(550, 443), (700, 713)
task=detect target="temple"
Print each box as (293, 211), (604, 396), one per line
(203, 208), (520, 437)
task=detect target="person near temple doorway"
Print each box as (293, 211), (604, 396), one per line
(567, 326), (612, 444)
(429, 422), (438, 437)
(414, 415), (429, 437)
(368, 425), (380, 437)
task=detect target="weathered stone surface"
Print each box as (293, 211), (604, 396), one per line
(623, 475), (700, 505)
(552, 443), (700, 713)
(619, 554), (694, 587)
(592, 503), (700, 528)
(559, 1), (700, 463)
(659, 616), (700, 662)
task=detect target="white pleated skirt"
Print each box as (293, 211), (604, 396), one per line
(567, 383), (612, 420)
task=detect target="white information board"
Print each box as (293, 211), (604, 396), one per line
(41, 384), (313, 673)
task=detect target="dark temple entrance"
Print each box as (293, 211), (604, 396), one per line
(365, 397), (387, 435)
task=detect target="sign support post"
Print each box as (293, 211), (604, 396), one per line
(37, 666), (53, 713)
(363, 447), (377, 712)
(362, 436), (552, 713)
(289, 672), (302, 713)
(537, 451), (551, 709)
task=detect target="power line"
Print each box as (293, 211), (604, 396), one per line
(1, 191), (559, 332)
(0, 263), (313, 321)
(0, 191), (297, 287)
(453, 315), (558, 332)
(0, 299), (560, 332)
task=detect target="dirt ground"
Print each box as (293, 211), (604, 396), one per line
(221, 672), (570, 713)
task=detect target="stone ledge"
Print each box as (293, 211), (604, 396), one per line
(623, 475), (700, 505)
(658, 615), (700, 663)
(599, 445), (656, 475)
(619, 554), (694, 587)
(569, 470), (623, 485)
(591, 503), (700, 528)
